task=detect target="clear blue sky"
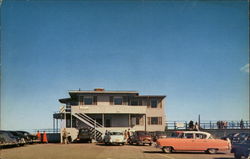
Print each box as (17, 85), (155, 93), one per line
(1, 0), (249, 131)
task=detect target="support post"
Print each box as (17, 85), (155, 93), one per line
(102, 114), (104, 127)
(128, 114), (131, 128)
(53, 117), (55, 133)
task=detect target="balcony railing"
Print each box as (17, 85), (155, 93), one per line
(166, 120), (250, 130)
(71, 105), (147, 114)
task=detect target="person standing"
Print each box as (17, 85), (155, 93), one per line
(240, 119), (244, 129)
(188, 120), (194, 130)
(194, 122), (199, 131)
(36, 131), (41, 143)
(43, 131), (48, 143)
(124, 130), (128, 144)
(62, 128), (68, 144)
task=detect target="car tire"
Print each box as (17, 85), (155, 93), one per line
(206, 149), (218, 154)
(234, 153), (242, 159)
(162, 146), (172, 153)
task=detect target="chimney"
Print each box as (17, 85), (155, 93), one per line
(94, 88), (105, 91)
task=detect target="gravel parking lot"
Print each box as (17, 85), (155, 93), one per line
(0, 143), (234, 159)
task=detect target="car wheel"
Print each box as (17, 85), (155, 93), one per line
(234, 153), (242, 159)
(162, 146), (172, 153)
(206, 149), (218, 154)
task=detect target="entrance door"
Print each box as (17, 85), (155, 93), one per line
(105, 119), (111, 127)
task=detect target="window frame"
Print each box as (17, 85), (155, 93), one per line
(84, 97), (93, 105)
(114, 97), (123, 105)
(150, 99), (158, 108)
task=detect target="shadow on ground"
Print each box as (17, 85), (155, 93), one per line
(144, 151), (226, 155)
(213, 158), (234, 159)
(96, 143), (125, 147)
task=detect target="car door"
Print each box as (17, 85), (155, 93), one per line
(176, 133), (195, 150)
(193, 133), (208, 151)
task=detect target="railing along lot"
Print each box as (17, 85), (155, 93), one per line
(166, 120), (250, 130)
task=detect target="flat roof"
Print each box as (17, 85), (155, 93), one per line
(69, 90), (139, 94)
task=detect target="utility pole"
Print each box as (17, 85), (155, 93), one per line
(198, 114), (201, 127)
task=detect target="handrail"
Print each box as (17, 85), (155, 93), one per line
(78, 113), (103, 128)
(74, 113), (103, 128)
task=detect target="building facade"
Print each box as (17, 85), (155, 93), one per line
(53, 88), (166, 141)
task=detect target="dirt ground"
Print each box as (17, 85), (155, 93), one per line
(0, 143), (234, 159)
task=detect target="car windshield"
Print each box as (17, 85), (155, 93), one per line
(137, 131), (149, 136)
(109, 132), (123, 135)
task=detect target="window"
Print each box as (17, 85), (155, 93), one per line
(84, 98), (93, 105)
(148, 117), (162, 125)
(114, 98), (122, 105)
(151, 117), (159, 124)
(151, 99), (158, 108)
(130, 99), (138, 106)
(184, 133), (194, 139)
(195, 133), (207, 139)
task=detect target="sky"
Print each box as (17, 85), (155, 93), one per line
(1, 0), (249, 131)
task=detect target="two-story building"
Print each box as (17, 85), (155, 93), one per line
(53, 88), (166, 142)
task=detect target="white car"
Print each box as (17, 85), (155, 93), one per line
(103, 131), (126, 145)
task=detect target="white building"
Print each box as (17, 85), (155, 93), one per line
(53, 88), (166, 141)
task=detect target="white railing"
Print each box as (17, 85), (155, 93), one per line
(74, 113), (103, 128)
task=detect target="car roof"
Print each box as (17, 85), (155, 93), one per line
(182, 131), (211, 136)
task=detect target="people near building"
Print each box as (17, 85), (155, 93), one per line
(127, 128), (131, 143)
(36, 131), (41, 143)
(67, 132), (72, 143)
(62, 128), (68, 144)
(194, 122), (199, 131)
(42, 131), (48, 143)
(105, 130), (108, 135)
(124, 130), (128, 144)
(240, 119), (244, 129)
(188, 120), (194, 130)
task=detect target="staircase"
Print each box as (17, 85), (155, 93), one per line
(73, 113), (104, 142)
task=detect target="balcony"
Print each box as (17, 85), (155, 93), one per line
(71, 105), (147, 114)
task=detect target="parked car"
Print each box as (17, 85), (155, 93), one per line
(17, 131), (39, 144)
(0, 131), (19, 147)
(231, 135), (250, 159)
(156, 131), (231, 154)
(103, 130), (126, 145)
(128, 131), (152, 146)
(9, 131), (26, 146)
(76, 128), (93, 143)
(232, 133), (250, 144)
(221, 133), (238, 143)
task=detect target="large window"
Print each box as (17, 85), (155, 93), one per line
(150, 99), (158, 108)
(84, 98), (93, 105)
(148, 117), (162, 125)
(114, 98), (122, 105)
(130, 99), (138, 106)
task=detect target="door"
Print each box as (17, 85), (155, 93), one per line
(105, 119), (111, 127)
